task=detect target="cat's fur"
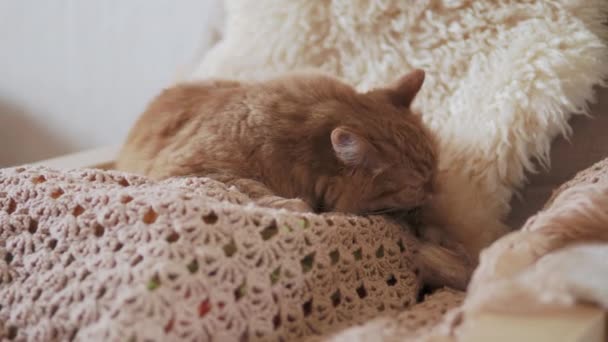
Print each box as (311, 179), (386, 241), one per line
(116, 70), (473, 289)
(117, 70), (437, 214)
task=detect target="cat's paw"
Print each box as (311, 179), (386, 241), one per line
(257, 196), (313, 213)
(276, 199), (313, 212)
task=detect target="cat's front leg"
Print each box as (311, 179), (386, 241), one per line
(204, 173), (313, 213)
(255, 196), (313, 213)
(214, 175), (277, 199)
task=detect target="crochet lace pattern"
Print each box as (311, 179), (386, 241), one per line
(0, 166), (456, 341)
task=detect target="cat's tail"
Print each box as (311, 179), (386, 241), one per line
(415, 241), (474, 291)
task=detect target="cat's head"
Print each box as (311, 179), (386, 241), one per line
(325, 70), (439, 215)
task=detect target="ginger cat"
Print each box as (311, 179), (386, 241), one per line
(116, 70), (473, 289)
(117, 70), (436, 214)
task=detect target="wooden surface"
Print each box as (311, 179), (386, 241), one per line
(508, 86), (608, 229)
(25, 146), (608, 342)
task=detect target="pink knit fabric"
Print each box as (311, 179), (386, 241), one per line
(0, 166), (453, 341)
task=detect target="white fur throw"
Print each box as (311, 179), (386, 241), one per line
(188, 0), (608, 257)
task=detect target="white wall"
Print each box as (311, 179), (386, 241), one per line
(0, 0), (222, 166)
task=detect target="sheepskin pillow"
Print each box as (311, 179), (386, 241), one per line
(188, 0), (608, 257)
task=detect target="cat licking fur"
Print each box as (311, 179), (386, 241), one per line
(116, 70), (473, 289)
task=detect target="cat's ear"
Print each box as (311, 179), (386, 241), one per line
(331, 127), (372, 167)
(386, 69), (425, 108)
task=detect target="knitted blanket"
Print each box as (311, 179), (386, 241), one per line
(2, 160), (608, 341)
(0, 166), (459, 341)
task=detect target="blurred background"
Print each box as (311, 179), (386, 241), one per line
(0, 0), (221, 166)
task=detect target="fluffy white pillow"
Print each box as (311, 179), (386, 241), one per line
(188, 0), (608, 258)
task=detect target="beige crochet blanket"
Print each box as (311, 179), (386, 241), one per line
(1, 161), (608, 341)
(0, 166), (458, 341)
